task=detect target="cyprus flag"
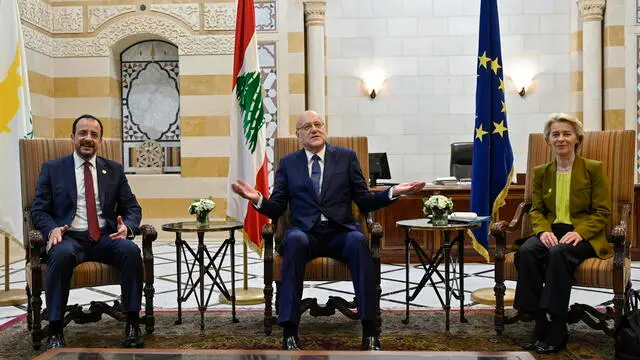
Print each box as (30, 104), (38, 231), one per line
(0, 0), (34, 243)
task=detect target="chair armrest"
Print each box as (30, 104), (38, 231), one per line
(28, 230), (44, 272)
(29, 229), (44, 253)
(140, 224), (157, 260)
(362, 212), (382, 252)
(491, 201), (532, 249)
(262, 222), (275, 255)
(610, 201), (631, 252)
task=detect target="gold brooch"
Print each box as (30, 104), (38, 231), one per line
(102, 170), (107, 174)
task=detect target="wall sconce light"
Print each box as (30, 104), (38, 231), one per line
(504, 58), (537, 98)
(507, 72), (535, 98)
(511, 74), (533, 98)
(362, 70), (385, 100)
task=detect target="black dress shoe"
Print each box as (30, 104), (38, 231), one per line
(536, 342), (566, 354)
(522, 340), (542, 351)
(122, 321), (144, 348)
(362, 336), (381, 351)
(536, 333), (568, 354)
(282, 335), (301, 350)
(47, 333), (64, 349)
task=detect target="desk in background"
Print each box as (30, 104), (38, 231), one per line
(373, 183), (640, 263)
(371, 184), (525, 263)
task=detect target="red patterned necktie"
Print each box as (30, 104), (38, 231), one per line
(84, 161), (101, 241)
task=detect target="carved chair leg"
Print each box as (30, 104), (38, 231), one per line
(31, 286), (43, 350)
(494, 282), (506, 335)
(26, 286), (32, 331)
(264, 279), (273, 336)
(144, 283), (155, 334)
(376, 283), (382, 336)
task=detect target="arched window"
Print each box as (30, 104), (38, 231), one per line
(120, 40), (180, 174)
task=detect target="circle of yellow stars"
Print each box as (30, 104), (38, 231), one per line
(475, 51), (509, 142)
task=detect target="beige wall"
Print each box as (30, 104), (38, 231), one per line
(22, 0), (305, 232)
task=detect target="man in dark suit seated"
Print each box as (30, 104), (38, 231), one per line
(232, 110), (424, 351)
(31, 114), (144, 349)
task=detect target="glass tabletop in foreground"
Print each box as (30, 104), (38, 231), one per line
(162, 220), (244, 233)
(396, 218), (482, 231)
(34, 348), (537, 360)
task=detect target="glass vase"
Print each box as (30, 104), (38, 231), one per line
(195, 212), (210, 227)
(431, 211), (449, 226)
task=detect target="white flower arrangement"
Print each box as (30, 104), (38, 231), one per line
(423, 195), (453, 215)
(189, 197), (216, 221)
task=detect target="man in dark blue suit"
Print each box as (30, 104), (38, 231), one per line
(31, 114), (144, 349)
(232, 110), (424, 350)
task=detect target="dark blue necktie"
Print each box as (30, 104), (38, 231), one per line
(311, 154), (321, 196)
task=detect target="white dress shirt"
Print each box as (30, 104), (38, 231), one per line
(70, 152), (106, 231)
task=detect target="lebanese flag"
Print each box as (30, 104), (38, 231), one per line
(227, 0), (269, 255)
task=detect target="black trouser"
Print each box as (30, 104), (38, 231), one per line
(513, 223), (596, 317)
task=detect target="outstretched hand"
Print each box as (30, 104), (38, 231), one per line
(231, 179), (261, 203)
(109, 216), (128, 240)
(393, 181), (426, 196)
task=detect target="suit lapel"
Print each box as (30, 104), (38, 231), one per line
(320, 144), (336, 203)
(96, 157), (107, 208)
(569, 156), (586, 211)
(544, 161), (556, 211)
(296, 150), (317, 199)
(64, 155), (78, 206)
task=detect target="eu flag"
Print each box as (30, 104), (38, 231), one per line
(469, 0), (514, 262)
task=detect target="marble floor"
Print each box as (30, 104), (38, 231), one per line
(1, 238), (638, 328)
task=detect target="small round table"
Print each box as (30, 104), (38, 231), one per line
(396, 218), (484, 334)
(162, 220), (243, 335)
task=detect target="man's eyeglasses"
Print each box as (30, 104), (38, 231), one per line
(297, 121), (325, 132)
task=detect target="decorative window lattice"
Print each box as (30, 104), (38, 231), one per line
(259, 42), (277, 192)
(256, 0), (277, 32)
(121, 40), (181, 174)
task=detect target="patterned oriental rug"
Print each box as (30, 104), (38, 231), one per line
(0, 309), (614, 359)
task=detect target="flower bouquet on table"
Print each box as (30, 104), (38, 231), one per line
(423, 195), (454, 226)
(189, 197), (216, 227)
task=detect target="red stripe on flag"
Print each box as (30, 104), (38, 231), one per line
(243, 154), (270, 249)
(232, 0), (256, 87)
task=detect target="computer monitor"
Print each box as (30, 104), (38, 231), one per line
(368, 152), (391, 187)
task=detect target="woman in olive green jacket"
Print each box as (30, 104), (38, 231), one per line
(514, 113), (611, 355)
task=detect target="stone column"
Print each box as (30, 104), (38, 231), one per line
(578, 0), (606, 130)
(569, 0), (583, 122)
(302, 0), (326, 119)
(602, 0), (625, 130)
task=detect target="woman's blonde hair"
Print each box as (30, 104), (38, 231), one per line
(543, 113), (584, 150)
